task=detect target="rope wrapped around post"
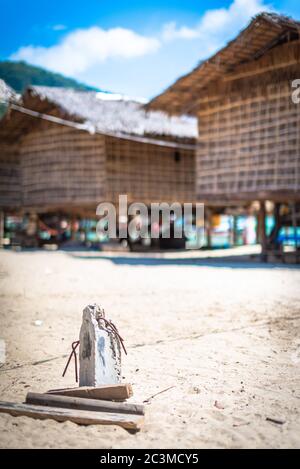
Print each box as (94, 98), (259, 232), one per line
(62, 317), (126, 382)
(98, 317), (127, 356)
(62, 340), (80, 382)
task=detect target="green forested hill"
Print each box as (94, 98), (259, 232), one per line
(0, 61), (98, 93)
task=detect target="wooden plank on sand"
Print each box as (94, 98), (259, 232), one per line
(47, 384), (133, 401)
(0, 401), (143, 431)
(26, 392), (144, 415)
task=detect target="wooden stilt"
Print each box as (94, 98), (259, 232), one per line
(233, 215), (240, 246)
(267, 203), (281, 256)
(0, 211), (4, 246)
(258, 202), (267, 262)
(206, 208), (212, 248)
(291, 202), (298, 249)
(231, 215), (239, 246)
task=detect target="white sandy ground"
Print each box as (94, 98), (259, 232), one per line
(0, 248), (299, 449)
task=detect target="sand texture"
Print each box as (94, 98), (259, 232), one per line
(0, 249), (299, 448)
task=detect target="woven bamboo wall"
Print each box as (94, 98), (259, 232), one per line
(20, 122), (106, 209)
(0, 116), (195, 211)
(196, 41), (300, 204)
(105, 136), (195, 205)
(0, 142), (21, 208)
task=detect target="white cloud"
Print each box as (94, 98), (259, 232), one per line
(11, 26), (160, 76)
(9, 0), (274, 96)
(162, 0), (273, 54)
(52, 24), (67, 31)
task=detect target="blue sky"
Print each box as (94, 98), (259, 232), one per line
(1, 0), (300, 99)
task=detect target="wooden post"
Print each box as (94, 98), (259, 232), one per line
(206, 208), (212, 249)
(233, 215), (239, 246)
(291, 202), (298, 249)
(258, 202), (267, 262)
(268, 203), (281, 256)
(0, 211), (4, 246)
(229, 214), (238, 246)
(79, 304), (122, 387)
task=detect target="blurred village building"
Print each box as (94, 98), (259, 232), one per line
(149, 12), (300, 260)
(0, 12), (300, 258)
(0, 85), (197, 249)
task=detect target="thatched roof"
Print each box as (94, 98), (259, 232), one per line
(148, 12), (300, 115)
(0, 79), (19, 103)
(23, 86), (198, 139)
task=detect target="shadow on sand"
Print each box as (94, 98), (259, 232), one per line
(7, 246), (300, 269)
(66, 252), (300, 269)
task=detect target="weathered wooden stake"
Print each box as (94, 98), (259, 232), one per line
(26, 392), (144, 415)
(79, 304), (122, 387)
(0, 401), (143, 431)
(48, 384), (133, 401)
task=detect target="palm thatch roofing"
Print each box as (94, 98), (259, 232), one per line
(148, 12), (300, 115)
(1, 86), (197, 141)
(0, 79), (19, 103)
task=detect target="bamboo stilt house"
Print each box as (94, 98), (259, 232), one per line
(0, 80), (21, 208)
(148, 13), (300, 206)
(0, 86), (197, 214)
